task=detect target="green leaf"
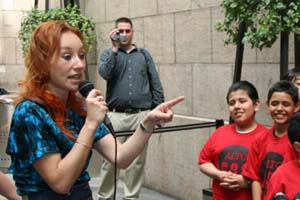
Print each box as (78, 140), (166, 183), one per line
(217, 0), (300, 48)
(18, 5), (96, 56)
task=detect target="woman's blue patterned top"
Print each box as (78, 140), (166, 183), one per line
(6, 100), (109, 195)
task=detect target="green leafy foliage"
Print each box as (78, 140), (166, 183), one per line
(18, 5), (96, 56)
(216, 0), (300, 49)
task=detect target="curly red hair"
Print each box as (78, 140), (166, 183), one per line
(18, 21), (87, 139)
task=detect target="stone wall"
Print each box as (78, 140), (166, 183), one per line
(0, 0), (28, 91)
(0, 0), (296, 199)
(80, 1), (294, 199)
(81, 0), (295, 126)
(0, 0), (65, 91)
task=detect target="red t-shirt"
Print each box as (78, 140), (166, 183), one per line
(265, 160), (300, 200)
(242, 126), (297, 198)
(199, 123), (267, 200)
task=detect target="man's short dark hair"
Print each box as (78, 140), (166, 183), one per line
(115, 17), (133, 28)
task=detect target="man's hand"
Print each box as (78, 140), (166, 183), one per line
(110, 29), (120, 51)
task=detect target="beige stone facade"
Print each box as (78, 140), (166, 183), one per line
(0, 0), (295, 199)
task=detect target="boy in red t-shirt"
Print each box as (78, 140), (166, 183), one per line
(242, 80), (299, 200)
(265, 113), (300, 200)
(199, 81), (268, 200)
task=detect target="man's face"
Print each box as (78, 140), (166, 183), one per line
(116, 22), (133, 46)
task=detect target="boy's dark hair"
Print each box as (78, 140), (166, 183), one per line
(115, 17), (133, 28)
(287, 113), (300, 146)
(267, 80), (299, 104)
(282, 68), (300, 81)
(226, 80), (259, 104)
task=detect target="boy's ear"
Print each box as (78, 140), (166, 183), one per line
(293, 141), (300, 153)
(265, 100), (270, 111)
(254, 100), (260, 112)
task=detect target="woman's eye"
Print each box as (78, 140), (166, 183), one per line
(62, 54), (72, 60)
(79, 53), (86, 60)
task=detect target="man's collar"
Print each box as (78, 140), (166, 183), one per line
(119, 44), (137, 53)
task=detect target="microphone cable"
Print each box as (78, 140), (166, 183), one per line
(78, 80), (117, 199)
(112, 129), (117, 200)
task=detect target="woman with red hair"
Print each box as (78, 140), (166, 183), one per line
(6, 21), (183, 200)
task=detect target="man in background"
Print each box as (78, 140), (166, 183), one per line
(97, 17), (164, 200)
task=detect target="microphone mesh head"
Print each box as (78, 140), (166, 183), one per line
(79, 80), (94, 97)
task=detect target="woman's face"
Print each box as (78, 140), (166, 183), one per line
(48, 31), (86, 100)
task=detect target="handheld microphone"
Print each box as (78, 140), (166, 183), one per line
(273, 192), (287, 200)
(79, 80), (115, 136)
(79, 80), (118, 200)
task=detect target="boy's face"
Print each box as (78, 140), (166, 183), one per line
(292, 75), (300, 104)
(292, 75), (300, 90)
(267, 92), (298, 126)
(228, 89), (259, 126)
